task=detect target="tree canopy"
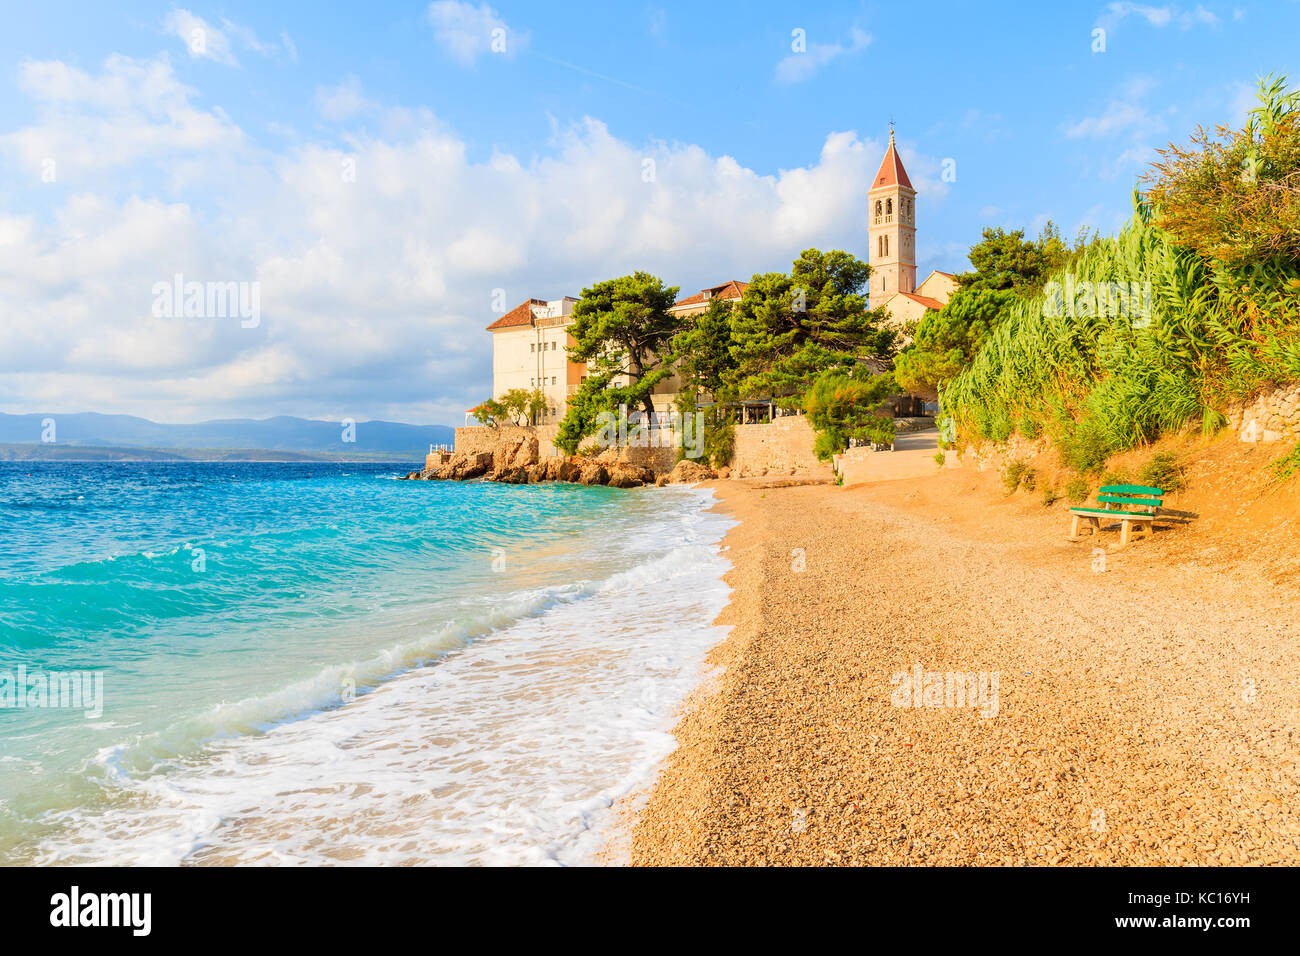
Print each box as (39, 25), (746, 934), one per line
(728, 248), (896, 402)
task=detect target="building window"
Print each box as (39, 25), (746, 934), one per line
(551, 376), (556, 385)
(877, 236), (883, 257)
(530, 343), (535, 352)
(551, 341), (556, 350)
(886, 198), (893, 216)
(884, 235), (889, 257)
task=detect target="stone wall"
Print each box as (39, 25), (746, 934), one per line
(1225, 384), (1300, 444)
(455, 424), (562, 457)
(729, 415), (832, 479)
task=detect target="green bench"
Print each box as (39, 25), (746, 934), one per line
(1069, 484), (1164, 549)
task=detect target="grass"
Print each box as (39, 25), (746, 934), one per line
(1268, 441), (1300, 482)
(933, 450), (946, 467)
(1099, 468), (1131, 488)
(1040, 483), (1061, 506)
(1020, 467), (1038, 492)
(1065, 476), (1091, 504)
(1002, 458), (1028, 494)
(1138, 452), (1185, 492)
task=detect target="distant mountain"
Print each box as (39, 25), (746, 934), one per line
(0, 413), (453, 459)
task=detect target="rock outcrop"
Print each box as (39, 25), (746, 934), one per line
(662, 459), (717, 484)
(578, 462), (609, 485)
(440, 451), (493, 480)
(397, 426), (678, 489)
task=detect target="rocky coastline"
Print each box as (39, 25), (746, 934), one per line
(399, 433), (718, 488)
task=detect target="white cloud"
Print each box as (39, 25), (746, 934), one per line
(1096, 2), (1222, 30)
(164, 9), (238, 66)
(0, 55), (242, 175)
(316, 75), (373, 122)
(0, 56), (945, 424)
(163, 8), (297, 67)
(1065, 75), (1163, 139)
(426, 1), (526, 66)
(774, 27), (871, 84)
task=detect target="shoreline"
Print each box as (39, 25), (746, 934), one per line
(625, 471), (1300, 866)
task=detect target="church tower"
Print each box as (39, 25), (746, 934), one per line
(868, 130), (917, 296)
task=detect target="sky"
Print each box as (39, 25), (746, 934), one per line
(0, 1), (1297, 426)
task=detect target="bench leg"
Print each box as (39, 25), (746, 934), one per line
(1069, 514), (1081, 541)
(1119, 521), (1131, 550)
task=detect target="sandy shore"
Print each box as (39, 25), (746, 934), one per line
(628, 473), (1300, 866)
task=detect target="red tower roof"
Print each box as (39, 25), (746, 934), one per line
(871, 130), (913, 190)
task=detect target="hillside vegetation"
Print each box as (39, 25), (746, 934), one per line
(940, 76), (1300, 474)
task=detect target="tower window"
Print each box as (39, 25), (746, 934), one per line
(884, 235), (890, 257)
(886, 198), (893, 216)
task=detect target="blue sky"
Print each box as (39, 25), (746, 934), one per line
(0, 1), (1296, 425)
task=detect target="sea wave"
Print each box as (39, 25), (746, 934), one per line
(20, 485), (735, 866)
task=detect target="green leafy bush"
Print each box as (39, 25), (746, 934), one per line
(1269, 442), (1300, 481)
(1002, 458), (1028, 493)
(1040, 483), (1060, 506)
(1138, 452), (1185, 492)
(943, 78), (1300, 472)
(1020, 467), (1038, 491)
(804, 370), (898, 461)
(1065, 476), (1091, 503)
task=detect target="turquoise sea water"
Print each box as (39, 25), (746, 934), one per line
(0, 462), (732, 865)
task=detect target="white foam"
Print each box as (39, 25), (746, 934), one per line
(32, 486), (734, 866)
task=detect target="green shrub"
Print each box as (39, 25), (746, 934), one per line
(988, 411), (1013, 443)
(1019, 415), (1042, 440)
(943, 79), (1300, 474)
(1058, 415), (1115, 475)
(1040, 483), (1060, 506)
(934, 450), (946, 467)
(1269, 442), (1300, 482)
(1065, 476), (1090, 503)
(1020, 467), (1038, 491)
(804, 370), (898, 461)
(1099, 468), (1130, 488)
(1138, 452), (1185, 492)
(1002, 458), (1028, 493)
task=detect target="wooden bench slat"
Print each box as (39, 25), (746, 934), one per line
(1099, 484), (1163, 496)
(1097, 494), (1162, 507)
(1068, 508), (1155, 519)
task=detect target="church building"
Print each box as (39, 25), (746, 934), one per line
(868, 130), (957, 335)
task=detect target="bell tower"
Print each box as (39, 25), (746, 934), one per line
(868, 129), (917, 296)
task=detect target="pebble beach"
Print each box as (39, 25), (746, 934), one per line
(628, 478), (1300, 866)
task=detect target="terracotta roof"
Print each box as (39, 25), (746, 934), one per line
(672, 279), (749, 309)
(871, 131), (913, 191)
(930, 271), (955, 278)
(486, 298), (547, 331)
(895, 292), (945, 310)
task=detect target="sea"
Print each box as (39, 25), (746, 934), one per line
(0, 461), (733, 865)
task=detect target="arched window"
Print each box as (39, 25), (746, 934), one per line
(874, 200), (882, 217)
(886, 198), (893, 216)
(877, 236), (883, 257)
(884, 235), (890, 257)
